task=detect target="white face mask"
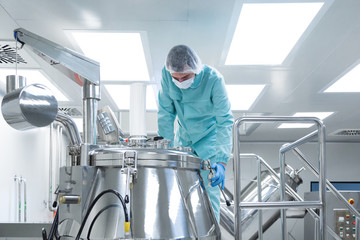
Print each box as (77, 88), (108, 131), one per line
(172, 77), (194, 89)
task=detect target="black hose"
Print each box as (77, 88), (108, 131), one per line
(75, 189), (128, 240)
(47, 207), (59, 240)
(87, 204), (122, 240)
(41, 228), (47, 240)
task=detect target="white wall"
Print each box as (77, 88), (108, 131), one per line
(0, 99), (53, 223)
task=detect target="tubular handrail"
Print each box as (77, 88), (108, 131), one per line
(239, 153), (341, 240)
(233, 116), (327, 240)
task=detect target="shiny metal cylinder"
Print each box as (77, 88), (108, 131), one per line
(59, 195), (81, 204)
(83, 80), (100, 145)
(58, 148), (220, 239)
(220, 165), (302, 240)
(6, 75), (26, 94)
(1, 83), (58, 130)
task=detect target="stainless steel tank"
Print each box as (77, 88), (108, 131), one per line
(220, 165), (303, 240)
(58, 147), (221, 239)
(1, 83), (58, 130)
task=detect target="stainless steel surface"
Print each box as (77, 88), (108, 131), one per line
(13, 28), (100, 145)
(58, 148), (220, 239)
(14, 28), (100, 86)
(48, 124), (56, 213)
(91, 147), (201, 169)
(55, 113), (82, 146)
(98, 105), (125, 142)
(292, 147), (360, 220)
(6, 75), (26, 93)
(220, 165), (303, 240)
(83, 80), (100, 145)
(1, 83), (58, 130)
(128, 135), (148, 146)
(97, 112), (115, 135)
(304, 191), (360, 240)
(334, 209), (357, 239)
(59, 195), (81, 204)
(232, 116), (327, 240)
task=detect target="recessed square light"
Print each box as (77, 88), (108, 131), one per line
(72, 32), (150, 81)
(226, 84), (265, 110)
(324, 63), (360, 92)
(225, 2), (324, 65)
(278, 112), (333, 128)
(0, 68), (69, 101)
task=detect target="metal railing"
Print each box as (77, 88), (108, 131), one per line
(239, 153), (341, 240)
(233, 116), (327, 240)
(291, 147), (360, 240)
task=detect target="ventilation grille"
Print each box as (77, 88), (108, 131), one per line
(331, 129), (360, 136)
(58, 107), (82, 117)
(0, 44), (27, 64)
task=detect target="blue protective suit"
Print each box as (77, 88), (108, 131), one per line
(157, 64), (234, 221)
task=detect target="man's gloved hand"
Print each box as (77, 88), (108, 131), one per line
(210, 163), (226, 189)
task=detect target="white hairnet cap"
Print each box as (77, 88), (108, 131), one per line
(165, 45), (202, 74)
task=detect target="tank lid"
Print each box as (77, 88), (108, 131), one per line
(90, 147), (201, 169)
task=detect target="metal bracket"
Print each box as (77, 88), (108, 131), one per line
(121, 151), (138, 203)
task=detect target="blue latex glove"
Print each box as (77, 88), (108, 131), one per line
(210, 163), (226, 189)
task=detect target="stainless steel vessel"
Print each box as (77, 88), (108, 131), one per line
(1, 83), (58, 130)
(220, 165), (303, 240)
(58, 147), (220, 239)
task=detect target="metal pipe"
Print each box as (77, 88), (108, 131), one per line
(279, 151), (287, 240)
(18, 177), (21, 222)
(14, 28), (100, 86)
(314, 218), (320, 240)
(233, 117), (242, 240)
(317, 120), (327, 240)
(59, 125), (63, 167)
(48, 124), (56, 212)
(241, 153), (341, 240)
(13, 28), (101, 146)
(242, 154), (320, 218)
(292, 147), (360, 219)
(257, 157), (263, 240)
(6, 75), (26, 94)
(233, 116), (326, 240)
(55, 113), (82, 146)
(239, 201), (322, 209)
(13, 176), (21, 222)
(279, 130), (318, 153)
(278, 130), (318, 240)
(20, 177), (27, 222)
(278, 120), (326, 240)
(83, 80), (100, 145)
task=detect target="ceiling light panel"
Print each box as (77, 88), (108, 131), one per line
(324, 63), (360, 92)
(225, 2), (324, 65)
(226, 84), (266, 110)
(0, 68), (69, 101)
(104, 84), (158, 111)
(72, 32), (150, 81)
(278, 111), (333, 128)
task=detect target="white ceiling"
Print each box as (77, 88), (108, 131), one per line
(0, 0), (360, 142)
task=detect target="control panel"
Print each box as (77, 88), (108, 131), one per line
(335, 209), (359, 239)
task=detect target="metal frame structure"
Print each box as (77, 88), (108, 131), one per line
(233, 116), (327, 240)
(13, 28), (100, 146)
